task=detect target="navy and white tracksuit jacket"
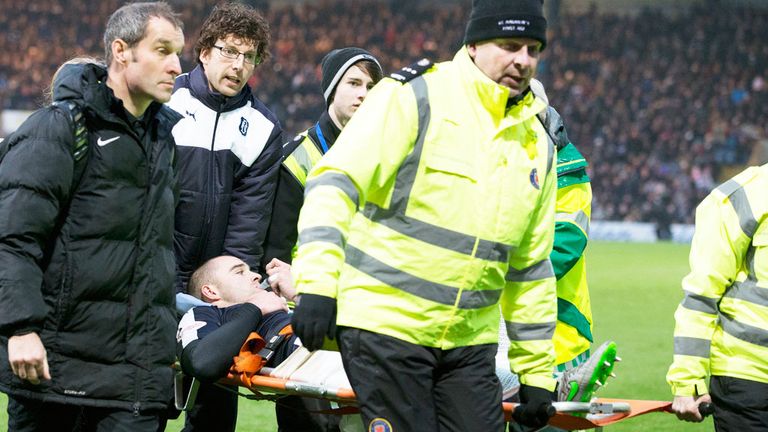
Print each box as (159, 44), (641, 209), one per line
(168, 66), (283, 292)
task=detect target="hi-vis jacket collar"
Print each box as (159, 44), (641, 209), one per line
(455, 46), (546, 125)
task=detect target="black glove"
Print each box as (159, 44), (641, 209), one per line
(291, 294), (337, 351)
(512, 384), (556, 429)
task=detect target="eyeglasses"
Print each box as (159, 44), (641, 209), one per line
(212, 45), (261, 66)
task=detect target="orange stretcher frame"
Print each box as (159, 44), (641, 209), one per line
(217, 372), (673, 430)
(182, 332), (674, 431)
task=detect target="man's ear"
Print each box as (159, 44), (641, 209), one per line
(467, 43), (477, 59)
(199, 48), (211, 67)
(112, 39), (131, 65)
(200, 283), (221, 303)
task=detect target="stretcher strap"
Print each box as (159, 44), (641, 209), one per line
(228, 325), (294, 387)
(230, 332), (267, 386)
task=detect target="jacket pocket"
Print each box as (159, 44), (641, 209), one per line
(409, 151), (479, 233)
(424, 152), (477, 182)
(53, 242), (73, 330)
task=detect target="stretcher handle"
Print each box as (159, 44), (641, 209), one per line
(509, 404), (556, 415)
(698, 402), (714, 418)
(546, 405), (556, 417)
(553, 401), (631, 414)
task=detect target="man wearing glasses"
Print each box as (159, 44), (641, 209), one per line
(166, 3), (282, 431)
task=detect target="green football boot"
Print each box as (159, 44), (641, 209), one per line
(556, 341), (619, 402)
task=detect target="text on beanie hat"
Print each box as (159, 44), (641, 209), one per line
(463, 0), (547, 49)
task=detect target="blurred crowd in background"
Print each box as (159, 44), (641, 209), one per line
(1, 0), (766, 226)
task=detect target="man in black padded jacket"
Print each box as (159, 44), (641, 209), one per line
(0, 3), (185, 431)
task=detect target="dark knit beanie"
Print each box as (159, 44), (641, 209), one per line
(321, 47), (382, 105)
(463, 0), (547, 49)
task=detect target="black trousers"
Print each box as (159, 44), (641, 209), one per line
(182, 382), (238, 432)
(711, 375), (768, 432)
(275, 395), (342, 432)
(182, 381), (340, 432)
(7, 394), (160, 432)
(338, 327), (505, 432)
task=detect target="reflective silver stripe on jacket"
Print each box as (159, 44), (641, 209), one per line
(344, 245), (501, 309)
(745, 244), (758, 282)
(721, 239), (765, 306)
(505, 321), (556, 341)
(680, 291), (719, 315)
(723, 279), (768, 308)
(546, 130), (555, 176)
(505, 259), (554, 282)
(674, 336), (711, 358)
(364, 203), (512, 262)
(720, 313), (768, 348)
(555, 210), (590, 234)
(717, 179), (758, 238)
(298, 226), (345, 249)
(284, 138), (315, 181)
(305, 172), (361, 209)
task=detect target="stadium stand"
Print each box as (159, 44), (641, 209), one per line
(1, 0), (766, 225)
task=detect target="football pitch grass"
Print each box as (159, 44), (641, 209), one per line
(0, 241), (714, 431)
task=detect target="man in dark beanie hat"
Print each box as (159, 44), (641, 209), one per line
(290, 0), (558, 431)
(464, 0), (547, 48)
(261, 49), (382, 430)
(321, 47), (381, 107)
(263, 46), (382, 266)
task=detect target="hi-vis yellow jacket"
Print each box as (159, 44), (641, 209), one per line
(284, 131), (323, 187)
(293, 47), (558, 391)
(552, 141), (593, 366)
(667, 164), (768, 396)
(530, 85), (593, 367)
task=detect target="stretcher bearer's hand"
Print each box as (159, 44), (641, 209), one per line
(264, 258), (297, 301)
(513, 384), (556, 429)
(291, 294), (337, 351)
(671, 394), (711, 422)
(8, 332), (51, 385)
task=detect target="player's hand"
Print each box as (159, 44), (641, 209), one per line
(512, 384), (555, 429)
(671, 394), (711, 422)
(247, 289), (289, 315)
(8, 332), (51, 385)
(291, 294), (336, 351)
(264, 258), (296, 301)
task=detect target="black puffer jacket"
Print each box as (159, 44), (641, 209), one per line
(0, 63), (181, 411)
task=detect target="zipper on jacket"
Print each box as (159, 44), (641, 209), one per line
(197, 106), (223, 262)
(54, 242), (71, 332)
(131, 124), (159, 417)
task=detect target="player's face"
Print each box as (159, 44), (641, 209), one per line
(123, 17), (184, 107)
(468, 37), (541, 98)
(200, 34), (259, 97)
(329, 64), (376, 127)
(214, 256), (263, 304)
